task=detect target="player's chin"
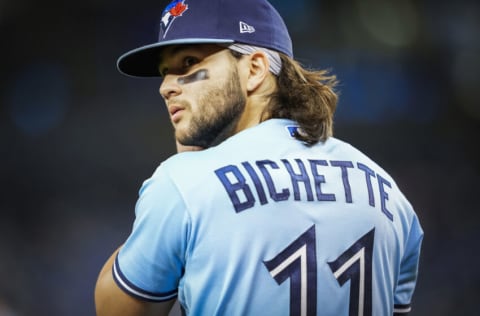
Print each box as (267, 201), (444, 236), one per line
(176, 142), (204, 153)
(174, 129), (192, 145)
(172, 119), (189, 134)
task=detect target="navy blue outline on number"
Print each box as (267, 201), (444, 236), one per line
(264, 225), (317, 316)
(328, 228), (375, 316)
(264, 226), (376, 316)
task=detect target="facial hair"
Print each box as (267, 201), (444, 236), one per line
(178, 66), (246, 148)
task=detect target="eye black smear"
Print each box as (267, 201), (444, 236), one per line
(177, 69), (210, 85)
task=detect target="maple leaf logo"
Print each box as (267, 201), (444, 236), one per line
(170, 2), (188, 17)
(161, 0), (189, 38)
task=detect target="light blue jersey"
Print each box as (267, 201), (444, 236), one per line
(114, 119), (423, 316)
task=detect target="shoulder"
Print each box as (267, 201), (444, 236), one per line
(136, 163), (187, 219)
(158, 120), (289, 172)
(326, 137), (394, 179)
(159, 147), (224, 177)
(325, 136), (418, 212)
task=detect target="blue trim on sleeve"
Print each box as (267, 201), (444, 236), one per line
(112, 254), (178, 302)
(393, 303), (411, 315)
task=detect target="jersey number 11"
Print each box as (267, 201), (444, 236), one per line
(264, 225), (375, 316)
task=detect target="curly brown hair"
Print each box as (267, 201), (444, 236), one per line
(263, 54), (339, 145)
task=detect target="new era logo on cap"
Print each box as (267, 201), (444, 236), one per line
(239, 21), (255, 34)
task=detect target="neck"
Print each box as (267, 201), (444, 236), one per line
(235, 73), (277, 133)
(234, 96), (267, 133)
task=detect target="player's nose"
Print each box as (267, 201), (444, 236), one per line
(159, 75), (182, 100)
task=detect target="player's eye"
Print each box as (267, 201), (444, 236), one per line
(159, 55), (199, 77)
(182, 56), (199, 69)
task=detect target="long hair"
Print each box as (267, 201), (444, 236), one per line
(263, 54), (339, 145)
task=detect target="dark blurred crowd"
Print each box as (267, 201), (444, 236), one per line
(1, 0), (478, 315)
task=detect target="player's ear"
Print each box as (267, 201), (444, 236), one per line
(246, 51), (270, 92)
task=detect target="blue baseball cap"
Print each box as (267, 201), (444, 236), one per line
(117, 0), (293, 77)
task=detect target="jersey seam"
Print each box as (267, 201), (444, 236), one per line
(162, 164), (194, 264)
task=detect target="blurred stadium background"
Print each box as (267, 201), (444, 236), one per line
(1, 0), (479, 315)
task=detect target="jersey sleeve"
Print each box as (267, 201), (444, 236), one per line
(394, 214), (424, 315)
(112, 164), (190, 302)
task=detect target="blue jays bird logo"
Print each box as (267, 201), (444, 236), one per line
(161, 0), (189, 38)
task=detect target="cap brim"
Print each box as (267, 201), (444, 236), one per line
(117, 38), (235, 78)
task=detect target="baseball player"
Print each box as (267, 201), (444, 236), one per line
(95, 0), (423, 315)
